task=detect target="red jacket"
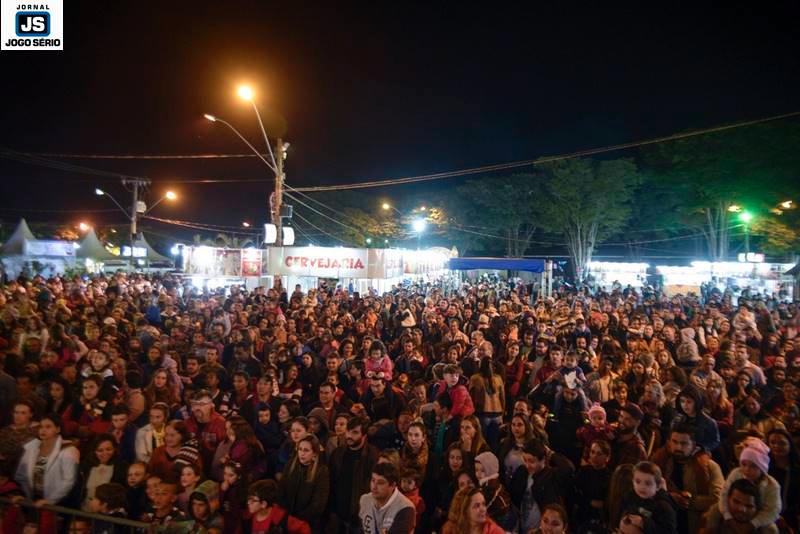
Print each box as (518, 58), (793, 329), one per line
(436, 381), (475, 417)
(251, 504), (311, 534)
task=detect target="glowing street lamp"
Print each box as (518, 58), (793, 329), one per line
(237, 85), (254, 101)
(78, 222), (90, 232)
(780, 200), (794, 209)
(95, 188), (105, 196)
(727, 204), (742, 213)
(738, 211), (753, 223)
(242, 221), (251, 228)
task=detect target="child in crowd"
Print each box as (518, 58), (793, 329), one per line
(125, 462), (149, 521)
(220, 461), (247, 534)
(142, 480), (186, 527)
(87, 482), (128, 534)
(714, 438), (782, 531)
(177, 463), (204, 514)
(400, 468), (426, 528)
(576, 403), (616, 462)
(619, 461), (677, 534)
(248, 479), (311, 534)
(189, 480), (224, 532)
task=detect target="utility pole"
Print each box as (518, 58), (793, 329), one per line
(274, 138), (284, 247)
(122, 178), (150, 271)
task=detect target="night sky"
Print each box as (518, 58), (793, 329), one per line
(2, 3), (800, 245)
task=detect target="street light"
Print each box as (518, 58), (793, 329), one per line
(242, 222), (251, 228)
(95, 188), (104, 196)
(146, 190), (178, 213)
(237, 85), (254, 102)
(206, 85), (287, 246)
(78, 222), (90, 232)
(381, 202), (402, 215)
(366, 237), (372, 245)
(738, 211), (753, 223)
(728, 204), (742, 213)
(780, 200), (794, 209)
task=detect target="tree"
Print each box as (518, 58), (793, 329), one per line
(538, 158), (640, 279)
(444, 174), (541, 257)
(641, 119), (800, 260)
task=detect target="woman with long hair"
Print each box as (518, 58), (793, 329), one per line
(469, 357), (506, 450)
(606, 463), (634, 529)
(79, 433), (128, 510)
(147, 420), (189, 479)
(501, 341), (526, 401)
(401, 421), (430, 477)
(219, 415), (264, 481)
(278, 434), (330, 531)
(45, 376), (73, 416)
(734, 391), (785, 436)
(705, 375), (734, 440)
(143, 368), (180, 411)
(14, 413), (79, 533)
(457, 415), (490, 466)
(767, 428), (800, 532)
(61, 374), (112, 443)
(276, 416), (310, 475)
(453, 486), (504, 534)
(497, 414), (534, 484)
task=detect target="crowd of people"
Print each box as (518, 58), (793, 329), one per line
(0, 272), (798, 534)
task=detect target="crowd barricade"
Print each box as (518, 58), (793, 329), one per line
(0, 496), (154, 533)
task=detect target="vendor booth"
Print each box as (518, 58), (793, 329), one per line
(180, 245), (454, 293)
(0, 219), (76, 277)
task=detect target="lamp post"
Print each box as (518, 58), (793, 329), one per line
(205, 84), (287, 246)
(381, 202), (402, 215)
(96, 186), (176, 271)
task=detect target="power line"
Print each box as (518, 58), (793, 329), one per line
(287, 110), (800, 192)
(291, 211), (351, 246)
(143, 215), (260, 236)
(22, 152), (267, 160)
(283, 191), (363, 234)
(5, 110), (799, 192)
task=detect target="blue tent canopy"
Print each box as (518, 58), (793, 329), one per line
(449, 257), (546, 273)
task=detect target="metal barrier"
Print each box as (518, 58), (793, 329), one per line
(0, 496), (155, 533)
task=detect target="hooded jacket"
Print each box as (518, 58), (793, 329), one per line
(672, 384), (720, 452)
(677, 328), (701, 365)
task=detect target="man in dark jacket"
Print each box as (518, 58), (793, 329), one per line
(612, 403), (648, 469)
(329, 416), (379, 534)
(510, 440), (569, 532)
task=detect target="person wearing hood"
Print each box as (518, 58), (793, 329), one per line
(188, 480), (224, 532)
(672, 384), (720, 453)
(676, 327), (701, 368)
(474, 451), (513, 530)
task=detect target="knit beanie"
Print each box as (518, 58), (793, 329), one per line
(740, 442), (770, 474)
(475, 451), (500, 484)
(174, 438), (202, 470)
(587, 402), (606, 419)
(742, 437), (770, 456)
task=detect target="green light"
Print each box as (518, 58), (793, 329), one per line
(739, 211), (753, 223)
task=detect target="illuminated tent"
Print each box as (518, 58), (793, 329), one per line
(76, 229), (119, 262)
(0, 218), (36, 256)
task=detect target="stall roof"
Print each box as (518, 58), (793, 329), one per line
(449, 257), (546, 272)
(785, 263), (800, 276)
(77, 229), (119, 261)
(0, 218), (36, 256)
